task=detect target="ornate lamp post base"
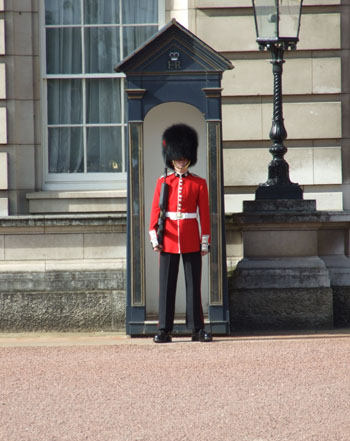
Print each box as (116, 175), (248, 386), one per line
(256, 182), (303, 200)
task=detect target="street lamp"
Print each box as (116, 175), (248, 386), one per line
(252, 0), (303, 199)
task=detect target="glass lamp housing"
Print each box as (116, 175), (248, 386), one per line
(252, 0), (303, 46)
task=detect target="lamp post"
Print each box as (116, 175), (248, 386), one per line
(252, 0), (303, 199)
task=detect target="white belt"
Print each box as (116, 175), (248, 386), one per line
(166, 211), (197, 220)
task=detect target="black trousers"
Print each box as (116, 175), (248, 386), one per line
(158, 251), (204, 332)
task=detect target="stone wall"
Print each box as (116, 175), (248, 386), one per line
(1, 1), (39, 214)
(1, 1), (346, 215)
(2, 211), (350, 333)
(0, 214), (126, 331)
(194, 0), (344, 212)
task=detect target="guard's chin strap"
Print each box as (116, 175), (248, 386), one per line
(173, 160), (191, 174)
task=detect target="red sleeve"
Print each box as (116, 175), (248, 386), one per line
(149, 177), (162, 234)
(198, 179), (211, 244)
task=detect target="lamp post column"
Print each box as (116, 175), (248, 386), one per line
(256, 43), (303, 200)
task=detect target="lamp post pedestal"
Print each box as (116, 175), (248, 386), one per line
(229, 204), (334, 331)
(230, 1), (331, 332)
(256, 43), (303, 200)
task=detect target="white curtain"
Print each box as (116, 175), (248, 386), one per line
(45, 0), (158, 174)
(47, 79), (83, 172)
(46, 27), (84, 173)
(86, 79), (122, 172)
(122, 0), (158, 24)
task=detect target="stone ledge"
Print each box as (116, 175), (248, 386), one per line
(0, 269), (126, 292)
(27, 190), (127, 214)
(27, 190), (126, 199)
(228, 209), (350, 227)
(0, 213), (127, 231)
(0, 259), (126, 273)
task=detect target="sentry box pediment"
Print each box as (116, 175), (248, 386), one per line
(115, 19), (233, 76)
(115, 19), (233, 119)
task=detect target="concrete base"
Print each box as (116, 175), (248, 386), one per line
(0, 270), (126, 332)
(0, 290), (126, 332)
(333, 287), (350, 328)
(230, 256), (333, 331)
(319, 256), (350, 327)
(229, 287), (333, 331)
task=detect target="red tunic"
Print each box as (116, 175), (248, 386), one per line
(149, 172), (211, 254)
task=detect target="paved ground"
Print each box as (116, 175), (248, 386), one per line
(1, 331), (350, 441)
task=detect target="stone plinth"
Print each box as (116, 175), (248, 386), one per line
(229, 200), (335, 331)
(230, 257), (333, 330)
(320, 255), (350, 328)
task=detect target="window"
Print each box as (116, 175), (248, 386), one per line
(41, 0), (163, 189)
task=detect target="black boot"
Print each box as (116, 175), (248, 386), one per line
(192, 329), (212, 342)
(153, 330), (172, 343)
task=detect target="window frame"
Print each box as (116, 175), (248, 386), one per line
(39, 0), (165, 190)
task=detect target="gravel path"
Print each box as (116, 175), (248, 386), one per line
(1, 332), (350, 441)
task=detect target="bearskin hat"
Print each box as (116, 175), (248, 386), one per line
(162, 124), (198, 169)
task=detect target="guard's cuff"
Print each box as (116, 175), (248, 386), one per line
(201, 235), (210, 252)
(149, 230), (159, 248)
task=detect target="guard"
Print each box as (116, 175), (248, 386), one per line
(149, 124), (212, 343)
